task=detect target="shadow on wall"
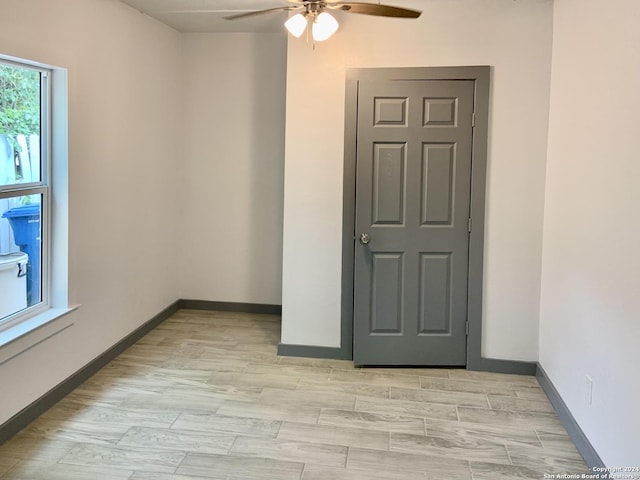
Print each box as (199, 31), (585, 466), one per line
(247, 36), (287, 304)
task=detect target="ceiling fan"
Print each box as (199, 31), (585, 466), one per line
(225, 1), (422, 42)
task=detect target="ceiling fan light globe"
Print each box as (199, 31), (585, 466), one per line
(312, 12), (338, 41)
(285, 13), (308, 38)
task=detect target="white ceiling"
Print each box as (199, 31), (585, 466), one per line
(119, 0), (423, 33)
(119, 0), (298, 33)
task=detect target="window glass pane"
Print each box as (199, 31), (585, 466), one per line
(0, 63), (41, 187)
(0, 194), (42, 321)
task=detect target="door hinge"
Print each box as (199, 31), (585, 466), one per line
(465, 321), (469, 336)
(468, 218), (472, 233)
(471, 112), (476, 128)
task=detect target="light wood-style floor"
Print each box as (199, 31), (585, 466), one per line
(0, 309), (588, 479)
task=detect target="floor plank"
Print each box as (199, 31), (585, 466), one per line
(537, 431), (583, 454)
(259, 387), (356, 411)
(230, 436), (348, 467)
(457, 406), (566, 433)
(277, 356), (355, 370)
(217, 400), (321, 424)
(296, 379), (389, 399)
(208, 371), (300, 390)
(425, 418), (542, 447)
(347, 447), (472, 479)
(447, 370), (539, 386)
(361, 367), (450, 379)
(120, 391), (225, 413)
(355, 395), (458, 421)
(0, 436), (78, 464)
(487, 394), (556, 414)
(2, 462), (134, 480)
(318, 408), (426, 435)
(470, 461), (545, 480)
(246, 363), (332, 379)
(506, 443), (590, 473)
(171, 411), (281, 437)
(130, 473), (225, 480)
(513, 385), (549, 401)
(390, 386), (490, 408)
(301, 463), (428, 480)
(41, 403), (181, 429)
(117, 426), (236, 455)
(389, 432), (510, 464)
(177, 453), (303, 480)
(420, 377), (517, 396)
(330, 369), (420, 388)
(17, 419), (129, 446)
(277, 421), (389, 450)
(0, 309), (587, 480)
(58, 444), (184, 473)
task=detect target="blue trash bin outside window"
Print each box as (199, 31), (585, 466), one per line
(2, 204), (41, 306)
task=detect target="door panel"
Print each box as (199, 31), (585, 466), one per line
(423, 97), (457, 126)
(421, 143), (455, 225)
(372, 143), (406, 225)
(374, 97), (408, 126)
(353, 80), (474, 366)
(418, 253), (451, 334)
(370, 253), (404, 334)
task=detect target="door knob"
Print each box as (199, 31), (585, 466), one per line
(359, 232), (370, 245)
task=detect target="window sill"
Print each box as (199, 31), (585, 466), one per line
(0, 305), (79, 365)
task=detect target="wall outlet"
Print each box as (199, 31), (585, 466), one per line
(585, 375), (593, 406)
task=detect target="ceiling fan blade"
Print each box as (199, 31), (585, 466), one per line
(224, 6), (299, 20)
(332, 2), (421, 18)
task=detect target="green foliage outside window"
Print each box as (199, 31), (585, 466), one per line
(0, 64), (40, 152)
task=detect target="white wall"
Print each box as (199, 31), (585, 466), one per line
(0, 0), (183, 424)
(282, 0), (553, 359)
(180, 34), (287, 305)
(540, 0), (640, 465)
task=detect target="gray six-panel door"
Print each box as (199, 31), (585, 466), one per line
(353, 79), (474, 365)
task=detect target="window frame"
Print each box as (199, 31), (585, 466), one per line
(0, 56), (65, 340)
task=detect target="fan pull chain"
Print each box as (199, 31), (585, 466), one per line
(304, 16), (316, 50)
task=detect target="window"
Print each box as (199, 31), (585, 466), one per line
(0, 60), (49, 326)
(0, 55), (69, 352)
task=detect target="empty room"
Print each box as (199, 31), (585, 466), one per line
(0, 0), (638, 478)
